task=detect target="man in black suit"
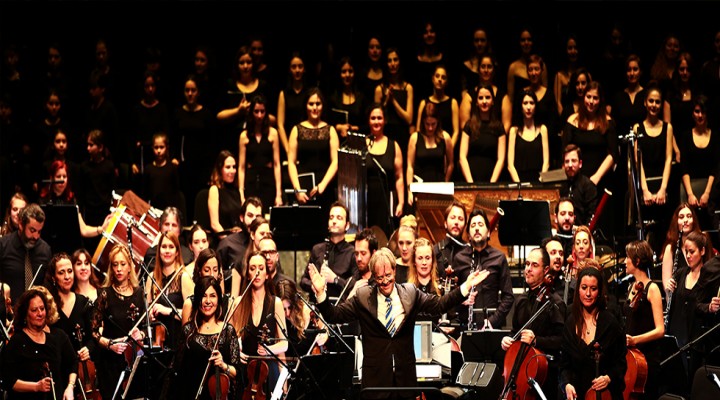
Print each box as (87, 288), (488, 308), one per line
(308, 247), (488, 399)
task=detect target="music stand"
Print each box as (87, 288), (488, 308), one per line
(461, 329), (510, 365)
(120, 349), (174, 400)
(40, 204), (82, 255)
(498, 199), (552, 283)
(285, 352), (353, 400)
(270, 205), (326, 280)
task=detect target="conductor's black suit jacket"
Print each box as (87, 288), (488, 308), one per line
(316, 282), (466, 399)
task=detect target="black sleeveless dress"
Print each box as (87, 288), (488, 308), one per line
(623, 281), (662, 399)
(296, 124), (336, 211)
(513, 130), (543, 182)
(245, 133), (276, 211)
(414, 135), (446, 183)
(367, 138), (397, 237)
(464, 121), (505, 182)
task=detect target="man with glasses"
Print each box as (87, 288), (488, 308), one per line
(499, 247), (565, 400)
(258, 235), (291, 285)
(307, 247), (489, 399)
(300, 202), (357, 302)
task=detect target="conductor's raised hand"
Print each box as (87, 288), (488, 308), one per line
(307, 263), (326, 295)
(465, 269), (490, 288)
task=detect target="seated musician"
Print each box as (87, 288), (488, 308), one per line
(560, 267), (626, 400)
(501, 247), (565, 400)
(553, 197), (577, 258)
(299, 202), (357, 302)
(542, 236), (567, 297)
(347, 228), (379, 299)
(143, 207), (194, 268)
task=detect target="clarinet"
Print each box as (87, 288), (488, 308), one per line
(664, 229), (682, 327)
(467, 251), (477, 330)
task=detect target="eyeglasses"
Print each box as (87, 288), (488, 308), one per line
(261, 250), (278, 258)
(374, 273), (394, 284)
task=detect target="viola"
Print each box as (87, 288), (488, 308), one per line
(74, 324), (101, 400)
(243, 324), (272, 400)
(152, 322), (167, 349)
(309, 311), (325, 355)
(584, 343), (612, 400)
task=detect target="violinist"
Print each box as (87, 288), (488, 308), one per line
(42, 253), (97, 391)
(560, 267), (626, 400)
(146, 232), (193, 349)
(500, 247), (565, 400)
(72, 248), (100, 304)
(621, 240), (664, 400)
(91, 244), (147, 400)
(182, 248), (228, 325)
(175, 277), (240, 400)
(275, 279), (328, 358)
(0, 287), (78, 400)
(561, 225), (595, 306)
(231, 250), (288, 396)
(660, 203), (701, 296)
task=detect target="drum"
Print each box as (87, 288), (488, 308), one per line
(93, 204), (160, 273)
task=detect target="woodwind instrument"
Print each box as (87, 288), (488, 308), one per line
(664, 229), (682, 328)
(588, 189), (612, 233)
(488, 207), (504, 233)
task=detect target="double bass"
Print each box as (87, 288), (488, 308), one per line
(624, 281), (648, 400)
(499, 271), (556, 400)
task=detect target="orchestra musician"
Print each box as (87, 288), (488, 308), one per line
(231, 250), (287, 396)
(0, 287), (78, 400)
(91, 244), (147, 400)
(307, 247), (490, 399)
(143, 207), (194, 268)
(72, 248), (100, 304)
(299, 202), (358, 301)
(622, 240), (665, 400)
(455, 208), (514, 330)
(182, 248), (227, 325)
(146, 232), (193, 349)
(347, 228), (378, 299)
(275, 279), (328, 359)
(174, 276), (240, 400)
(661, 203), (702, 296)
(230, 216), (271, 297)
(42, 253), (96, 383)
(554, 197), (577, 259)
(542, 236), (567, 296)
(562, 225), (595, 306)
(665, 231), (720, 391)
(432, 201), (472, 287)
(500, 247), (565, 400)
(393, 223), (416, 284)
(560, 266), (627, 400)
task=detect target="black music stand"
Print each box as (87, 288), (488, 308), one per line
(120, 349), (174, 400)
(270, 205), (326, 280)
(285, 352), (353, 400)
(498, 199), (552, 283)
(40, 203), (82, 255)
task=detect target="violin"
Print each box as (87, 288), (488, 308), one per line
(123, 303), (143, 368)
(243, 324), (271, 400)
(207, 349), (231, 400)
(584, 343), (612, 400)
(74, 324), (101, 400)
(309, 311), (325, 355)
(151, 321), (167, 349)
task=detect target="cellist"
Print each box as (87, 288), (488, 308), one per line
(500, 247), (566, 400)
(622, 240), (664, 400)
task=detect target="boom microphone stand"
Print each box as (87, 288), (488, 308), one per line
(295, 293), (354, 354)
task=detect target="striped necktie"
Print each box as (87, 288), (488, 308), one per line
(384, 296), (396, 336)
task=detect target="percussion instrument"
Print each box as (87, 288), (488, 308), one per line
(92, 203), (159, 272)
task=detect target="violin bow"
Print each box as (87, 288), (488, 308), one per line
(193, 271), (258, 400)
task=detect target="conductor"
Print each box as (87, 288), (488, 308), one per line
(308, 247), (489, 399)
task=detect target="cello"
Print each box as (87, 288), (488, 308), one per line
(499, 271), (556, 400)
(623, 281), (648, 400)
(585, 343), (612, 400)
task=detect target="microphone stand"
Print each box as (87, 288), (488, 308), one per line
(660, 316), (720, 367)
(296, 293), (354, 354)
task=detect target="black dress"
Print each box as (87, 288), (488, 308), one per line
(0, 328), (78, 400)
(463, 120), (505, 182)
(151, 272), (185, 350)
(561, 121), (619, 190)
(91, 286), (146, 400)
(244, 133), (276, 212)
(174, 323), (241, 400)
(379, 83), (411, 154)
(54, 293), (96, 356)
(637, 122), (671, 247)
(367, 138), (397, 237)
(216, 184), (242, 231)
(219, 79), (272, 151)
(143, 161), (182, 212)
(328, 90), (368, 135)
(295, 124), (336, 211)
(622, 281), (662, 400)
(413, 135), (446, 183)
(611, 89), (647, 136)
(512, 129), (543, 182)
(240, 295), (281, 397)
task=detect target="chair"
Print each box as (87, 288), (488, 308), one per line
(691, 365), (720, 400)
(193, 188), (210, 228)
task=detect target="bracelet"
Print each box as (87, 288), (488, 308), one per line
(96, 226), (101, 234)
